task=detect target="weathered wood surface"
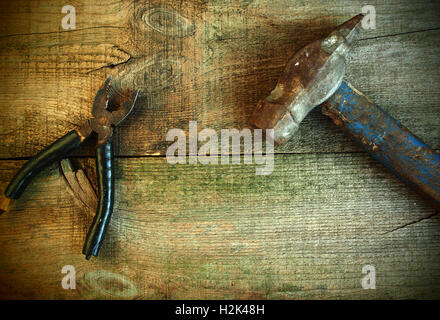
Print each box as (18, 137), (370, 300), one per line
(0, 0), (439, 157)
(1, 156), (439, 299)
(0, 0), (439, 299)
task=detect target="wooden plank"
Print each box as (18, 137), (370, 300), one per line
(0, 0), (125, 36)
(1, 0), (438, 38)
(1, 0), (439, 300)
(0, 155), (439, 299)
(0, 1), (439, 157)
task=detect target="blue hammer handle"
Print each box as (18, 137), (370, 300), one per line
(323, 81), (440, 209)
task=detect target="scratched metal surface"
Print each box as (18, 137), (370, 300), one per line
(0, 0), (439, 299)
(323, 81), (440, 210)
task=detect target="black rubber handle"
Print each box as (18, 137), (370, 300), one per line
(82, 140), (114, 259)
(4, 130), (82, 199)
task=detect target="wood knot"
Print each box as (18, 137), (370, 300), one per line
(141, 7), (195, 37)
(81, 270), (138, 299)
(116, 52), (186, 94)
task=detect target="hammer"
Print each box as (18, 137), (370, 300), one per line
(250, 14), (440, 209)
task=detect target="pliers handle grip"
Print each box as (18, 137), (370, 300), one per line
(4, 130), (83, 199)
(1, 77), (139, 259)
(2, 131), (115, 259)
(83, 140), (115, 259)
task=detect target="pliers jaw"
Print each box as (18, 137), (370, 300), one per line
(75, 76), (114, 144)
(88, 76), (140, 145)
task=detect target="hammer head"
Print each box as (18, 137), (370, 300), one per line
(250, 14), (363, 145)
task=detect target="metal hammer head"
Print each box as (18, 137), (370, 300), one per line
(250, 14), (364, 145)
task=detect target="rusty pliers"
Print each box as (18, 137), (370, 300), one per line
(0, 76), (139, 259)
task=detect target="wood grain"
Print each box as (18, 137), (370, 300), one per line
(0, 0), (439, 157)
(0, 155), (439, 299)
(0, 0), (439, 300)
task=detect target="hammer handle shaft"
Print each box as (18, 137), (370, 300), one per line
(323, 81), (440, 209)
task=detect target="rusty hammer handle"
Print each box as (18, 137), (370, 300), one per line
(323, 81), (440, 209)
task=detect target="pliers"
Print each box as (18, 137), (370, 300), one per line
(0, 76), (139, 259)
